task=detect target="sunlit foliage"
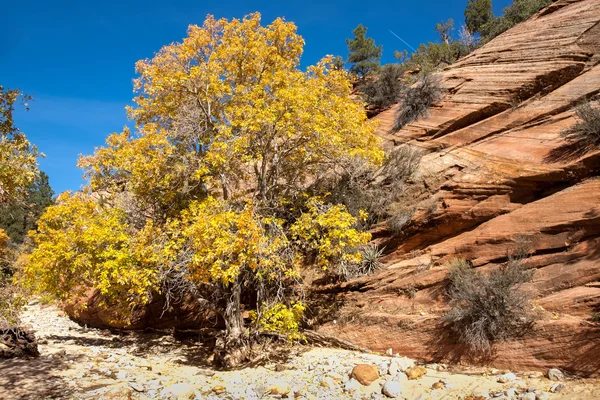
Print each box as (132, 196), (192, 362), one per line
(25, 13), (382, 358)
(0, 86), (39, 203)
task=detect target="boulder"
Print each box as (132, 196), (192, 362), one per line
(351, 364), (380, 385)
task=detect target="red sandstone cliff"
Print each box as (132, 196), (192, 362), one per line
(320, 0), (600, 376)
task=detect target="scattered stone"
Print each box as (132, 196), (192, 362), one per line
(472, 388), (490, 399)
(267, 379), (292, 396)
(550, 383), (564, 393)
(392, 357), (414, 372)
(547, 368), (564, 381)
(519, 393), (536, 400)
(160, 383), (198, 400)
(129, 382), (145, 392)
(406, 366), (427, 380)
(386, 348), (393, 356)
(536, 393), (551, 400)
(344, 378), (361, 393)
(352, 364), (380, 385)
(505, 388), (517, 397)
(431, 381), (445, 390)
(320, 377), (336, 389)
(498, 372), (517, 383)
(212, 386), (226, 394)
(382, 380), (402, 398)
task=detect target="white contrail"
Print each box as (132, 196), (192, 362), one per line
(388, 29), (417, 52)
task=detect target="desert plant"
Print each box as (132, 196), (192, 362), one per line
(444, 255), (535, 352)
(323, 145), (422, 229)
(560, 100), (600, 147)
(387, 207), (415, 234)
(392, 73), (443, 132)
(360, 64), (406, 109)
(337, 244), (384, 280)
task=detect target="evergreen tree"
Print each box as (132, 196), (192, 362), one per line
(346, 24), (382, 79)
(435, 18), (455, 44)
(0, 171), (54, 243)
(464, 0), (493, 34)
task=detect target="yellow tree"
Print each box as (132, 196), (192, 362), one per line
(26, 13), (383, 364)
(0, 86), (39, 204)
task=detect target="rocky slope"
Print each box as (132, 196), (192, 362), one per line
(319, 0), (600, 377)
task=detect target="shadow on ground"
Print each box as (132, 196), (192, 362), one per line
(0, 356), (74, 400)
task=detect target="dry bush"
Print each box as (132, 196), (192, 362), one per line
(444, 253), (535, 353)
(387, 206), (415, 235)
(360, 64), (406, 109)
(392, 73), (443, 132)
(323, 145), (423, 230)
(561, 100), (600, 147)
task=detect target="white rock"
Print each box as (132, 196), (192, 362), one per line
(391, 357), (414, 372)
(547, 368), (564, 381)
(382, 381), (403, 398)
(536, 393), (551, 400)
(344, 378), (361, 393)
(520, 393), (536, 400)
(498, 372), (517, 383)
(550, 383), (564, 393)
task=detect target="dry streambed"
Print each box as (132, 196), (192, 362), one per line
(0, 302), (598, 399)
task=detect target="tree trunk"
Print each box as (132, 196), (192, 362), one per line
(215, 279), (247, 367)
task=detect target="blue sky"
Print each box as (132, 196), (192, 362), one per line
(2, 0), (512, 195)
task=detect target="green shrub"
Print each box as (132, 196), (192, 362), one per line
(444, 256), (535, 352)
(480, 0), (554, 42)
(560, 100), (600, 147)
(392, 73), (443, 132)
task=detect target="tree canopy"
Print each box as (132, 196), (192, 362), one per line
(24, 13), (383, 365)
(0, 86), (39, 204)
(346, 24), (382, 79)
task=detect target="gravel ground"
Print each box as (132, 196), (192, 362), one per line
(0, 301), (598, 399)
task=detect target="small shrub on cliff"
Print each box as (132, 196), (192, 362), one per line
(560, 100), (600, 147)
(337, 244), (384, 280)
(360, 64), (406, 109)
(444, 256), (535, 352)
(392, 73), (443, 132)
(322, 145), (422, 229)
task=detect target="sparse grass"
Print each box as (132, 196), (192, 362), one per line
(392, 73), (443, 132)
(561, 101), (600, 147)
(443, 254), (535, 353)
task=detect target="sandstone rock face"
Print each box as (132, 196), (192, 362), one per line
(64, 289), (222, 330)
(321, 0), (600, 377)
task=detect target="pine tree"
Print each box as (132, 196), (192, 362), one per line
(464, 0), (493, 34)
(346, 24), (382, 79)
(0, 171), (54, 243)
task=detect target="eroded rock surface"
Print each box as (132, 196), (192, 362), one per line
(320, 0), (600, 376)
